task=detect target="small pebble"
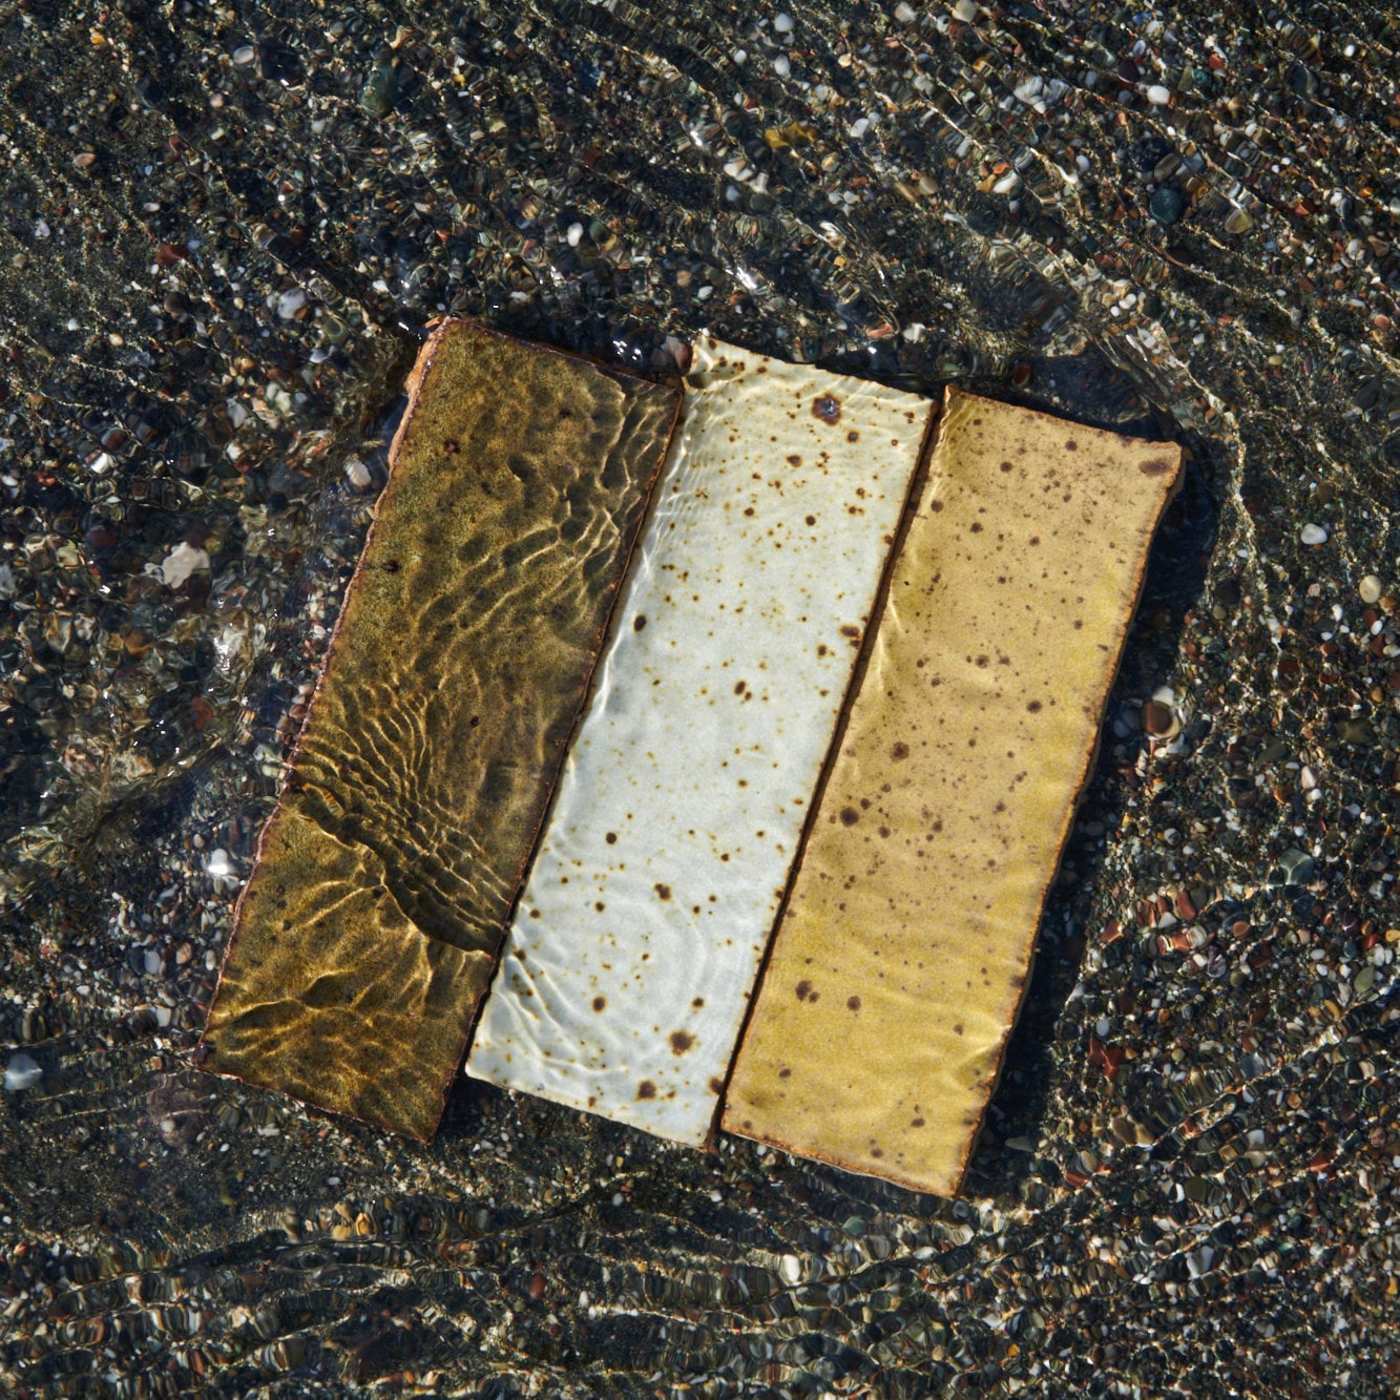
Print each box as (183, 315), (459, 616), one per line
(1358, 574), (1382, 604)
(205, 849), (236, 879)
(1300, 523), (1328, 546)
(344, 458), (372, 490)
(1149, 185), (1186, 226)
(232, 45), (256, 66)
(3, 1053), (42, 1092)
(277, 288), (308, 319)
(160, 542), (211, 588)
(773, 12), (794, 33)
(1146, 85), (1172, 106)
(952, 0), (977, 21)
(1141, 700), (1175, 737)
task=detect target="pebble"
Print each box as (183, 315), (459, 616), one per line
(1141, 699), (1175, 737)
(952, 0), (976, 23)
(778, 1254), (801, 1285)
(277, 288), (308, 319)
(344, 458), (373, 490)
(773, 12), (794, 33)
(1146, 85), (1172, 106)
(232, 45), (256, 66)
(1276, 848), (1316, 886)
(160, 542), (211, 588)
(205, 849), (236, 879)
(1149, 185), (1187, 226)
(3, 1052), (42, 1092)
(1358, 574), (1382, 604)
(1299, 523), (1328, 546)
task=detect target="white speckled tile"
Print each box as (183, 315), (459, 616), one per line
(466, 336), (935, 1145)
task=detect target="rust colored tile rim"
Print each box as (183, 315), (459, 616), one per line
(720, 385), (1184, 1196)
(195, 319), (683, 1141)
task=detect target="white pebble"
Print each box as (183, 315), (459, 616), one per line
(773, 54), (790, 77)
(1358, 574), (1382, 604)
(774, 12), (794, 32)
(779, 1254), (801, 1284)
(232, 45), (256, 65)
(205, 848), (236, 879)
(1146, 84), (1172, 106)
(566, 222), (583, 247)
(953, 0), (976, 21)
(277, 288), (308, 319)
(344, 457), (372, 490)
(1299, 523), (1328, 547)
(160, 542), (211, 588)
(3, 1053), (42, 1092)
(895, 1), (917, 20)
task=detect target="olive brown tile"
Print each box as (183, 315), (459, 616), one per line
(199, 318), (681, 1140)
(723, 386), (1183, 1195)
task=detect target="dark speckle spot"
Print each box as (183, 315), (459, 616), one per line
(592, 996), (606, 1011)
(1065, 439), (1078, 451)
(655, 882), (672, 900)
(1140, 456), (1172, 476)
(953, 1023), (965, 1035)
(999, 460), (1013, 473)
(787, 454), (802, 466)
(795, 979), (813, 1001)
(846, 429), (859, 443)
(812, 394), (841, 424)
(1027, 700), (1043, 713)
(709, 1077), (724, 1095)
(634, 615), (647, 631)
(840, 806), (859, 826)
(847, 995), (861, 1011)
(605, 832), (617, 844)
(637, 1080), (656, 1099)
(891, 741), (910, 760)
(692, 996), (705, 1008)
(805, 514), (816, 525)
(669, 1030), (694, 1055)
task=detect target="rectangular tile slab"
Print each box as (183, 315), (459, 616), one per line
(200, 319), (680, 1140)
(724, 387), (1182, 1194)
(467, 337), (936, 1145)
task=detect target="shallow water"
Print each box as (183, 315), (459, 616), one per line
(2, 2), (1396, 1394)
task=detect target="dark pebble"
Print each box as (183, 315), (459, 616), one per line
(1150, 185), (1187, 226)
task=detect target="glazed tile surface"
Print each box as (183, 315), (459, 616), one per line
(200, 320), (679, 1139)
(468, 337), (934, 1145)
(725, 387), (1182, 1194)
